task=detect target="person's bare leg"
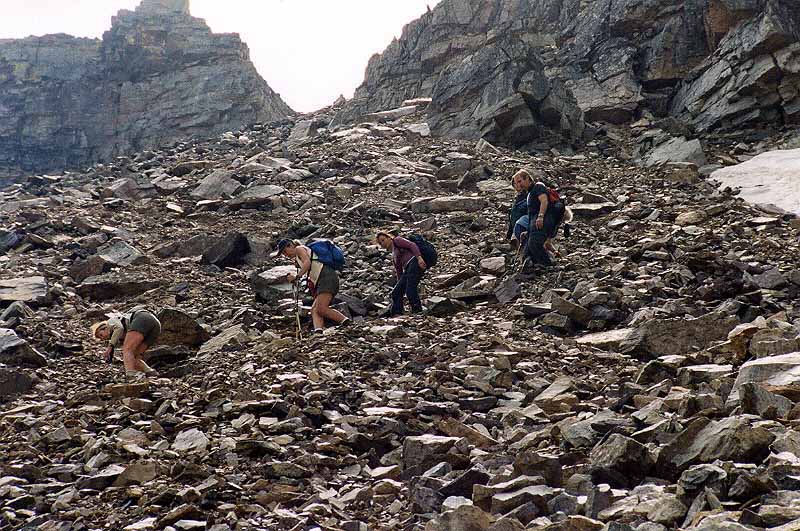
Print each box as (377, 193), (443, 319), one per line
(122, 331), (146, 372)
(311, 298), (325, 331)
(317, 292), (346, 324)
(134, 342), (155, 374)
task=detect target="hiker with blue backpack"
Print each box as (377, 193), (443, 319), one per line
(272, 238), (350, 333)
(376, 230), (437, 316)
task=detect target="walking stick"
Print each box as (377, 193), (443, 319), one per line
(293, 268), (303, 342)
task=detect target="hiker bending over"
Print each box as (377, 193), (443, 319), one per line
(515, 169), (565, 268)
(507, 171), (530, 250)
(273, 239), (348, 333)
(91, 307), (161, 375)
(376, 230), (426, 316)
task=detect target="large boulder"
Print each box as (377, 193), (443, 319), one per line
(155, 308), (210, 347)
(620, 311), (739, 359)
(642, 137), (707, 167)
(0, 329), (48, 367)
(251, 266), (296, 304)
(229, 185), (286, 209)
(200, 232), (251, 268)
(190, 170), (242, 200)
(711, 149), (800, 215)
(728, 352), (800, 406)
(656, 416), (775, 479)
(590, 434), (654, 488)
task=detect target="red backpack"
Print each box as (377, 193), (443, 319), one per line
(547, 188), (562, 204)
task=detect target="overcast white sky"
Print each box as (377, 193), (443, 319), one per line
(0, 0), (442, 112)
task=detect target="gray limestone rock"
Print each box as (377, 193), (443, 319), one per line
(0, 277), (50, 307)
(0, 329), (48, 368)
(0, 0), (292, 176)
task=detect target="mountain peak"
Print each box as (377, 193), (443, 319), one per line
(137, 0), (191, 15)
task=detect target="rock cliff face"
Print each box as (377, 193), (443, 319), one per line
(336, 0), (800, 140)
(0, 0), (292, 178)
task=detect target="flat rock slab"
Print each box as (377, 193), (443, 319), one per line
(410, 196), (487, 213)
(97, 239), (147, 267)
(576, 328), (635, 349)
(0, 276), (49, 306)
(712, 149), (800, 215)
(77, 276), (162, 301)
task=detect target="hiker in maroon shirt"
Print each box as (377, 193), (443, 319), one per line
(376, 230), (427, 315)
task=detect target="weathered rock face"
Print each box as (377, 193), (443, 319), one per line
(336, 0), (800, 139)
(671, 0), (800, 131)
(0, 0), (291, 179)
(428, 35), (584, 147)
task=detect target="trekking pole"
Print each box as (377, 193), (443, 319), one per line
(293, 269), (303, 342)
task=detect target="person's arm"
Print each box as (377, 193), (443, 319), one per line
(287, 246), (312, 283)
(108, 320), (124, 348)
(535, 193), (549, 229)
(394, 237), (426, 270)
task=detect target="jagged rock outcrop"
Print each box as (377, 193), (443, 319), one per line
(428, 35), (585, 147)
(335, 0), (800, 141)
(0, 0), (291, 179)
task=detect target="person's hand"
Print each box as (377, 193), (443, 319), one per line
(102, 345), (113, 363)
(417, 256), (427, 270)
(286, 273), (296, 283)
(535, 216), (544, 230)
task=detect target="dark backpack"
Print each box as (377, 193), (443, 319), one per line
(308, 240), (346, 271)
(407, 234), (438, 269)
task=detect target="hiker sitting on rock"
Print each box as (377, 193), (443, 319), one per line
(376, 230), (427, 316)
(273, 238), (349, 333)
(91, 306), (161, 375)
(507, 170), (530, 250)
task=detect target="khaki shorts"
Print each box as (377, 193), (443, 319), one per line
(129, 311), (161, 346)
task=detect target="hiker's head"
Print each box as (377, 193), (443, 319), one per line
(91, 322), (110, 341)
(375, 230), (396, 250)
(272, 238), (299, 258)
(513, 169), (533, 191)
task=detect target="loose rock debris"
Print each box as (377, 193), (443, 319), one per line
(1, 108), (800, 530)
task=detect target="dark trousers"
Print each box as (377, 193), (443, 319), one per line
(526, 214), (557, 266)
(392, 260), (423, 314)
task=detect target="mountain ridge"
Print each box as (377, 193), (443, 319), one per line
(0, 0), (292, 180)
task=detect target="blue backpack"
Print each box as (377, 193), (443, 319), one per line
(308, 240), (346, 271)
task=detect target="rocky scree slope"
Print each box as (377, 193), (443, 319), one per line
(335, 0), (800, 145)
(1, 106), (800, 530)
(0, 0), (292, 181)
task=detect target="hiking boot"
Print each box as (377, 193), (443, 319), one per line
(339, 318), (353, 328)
